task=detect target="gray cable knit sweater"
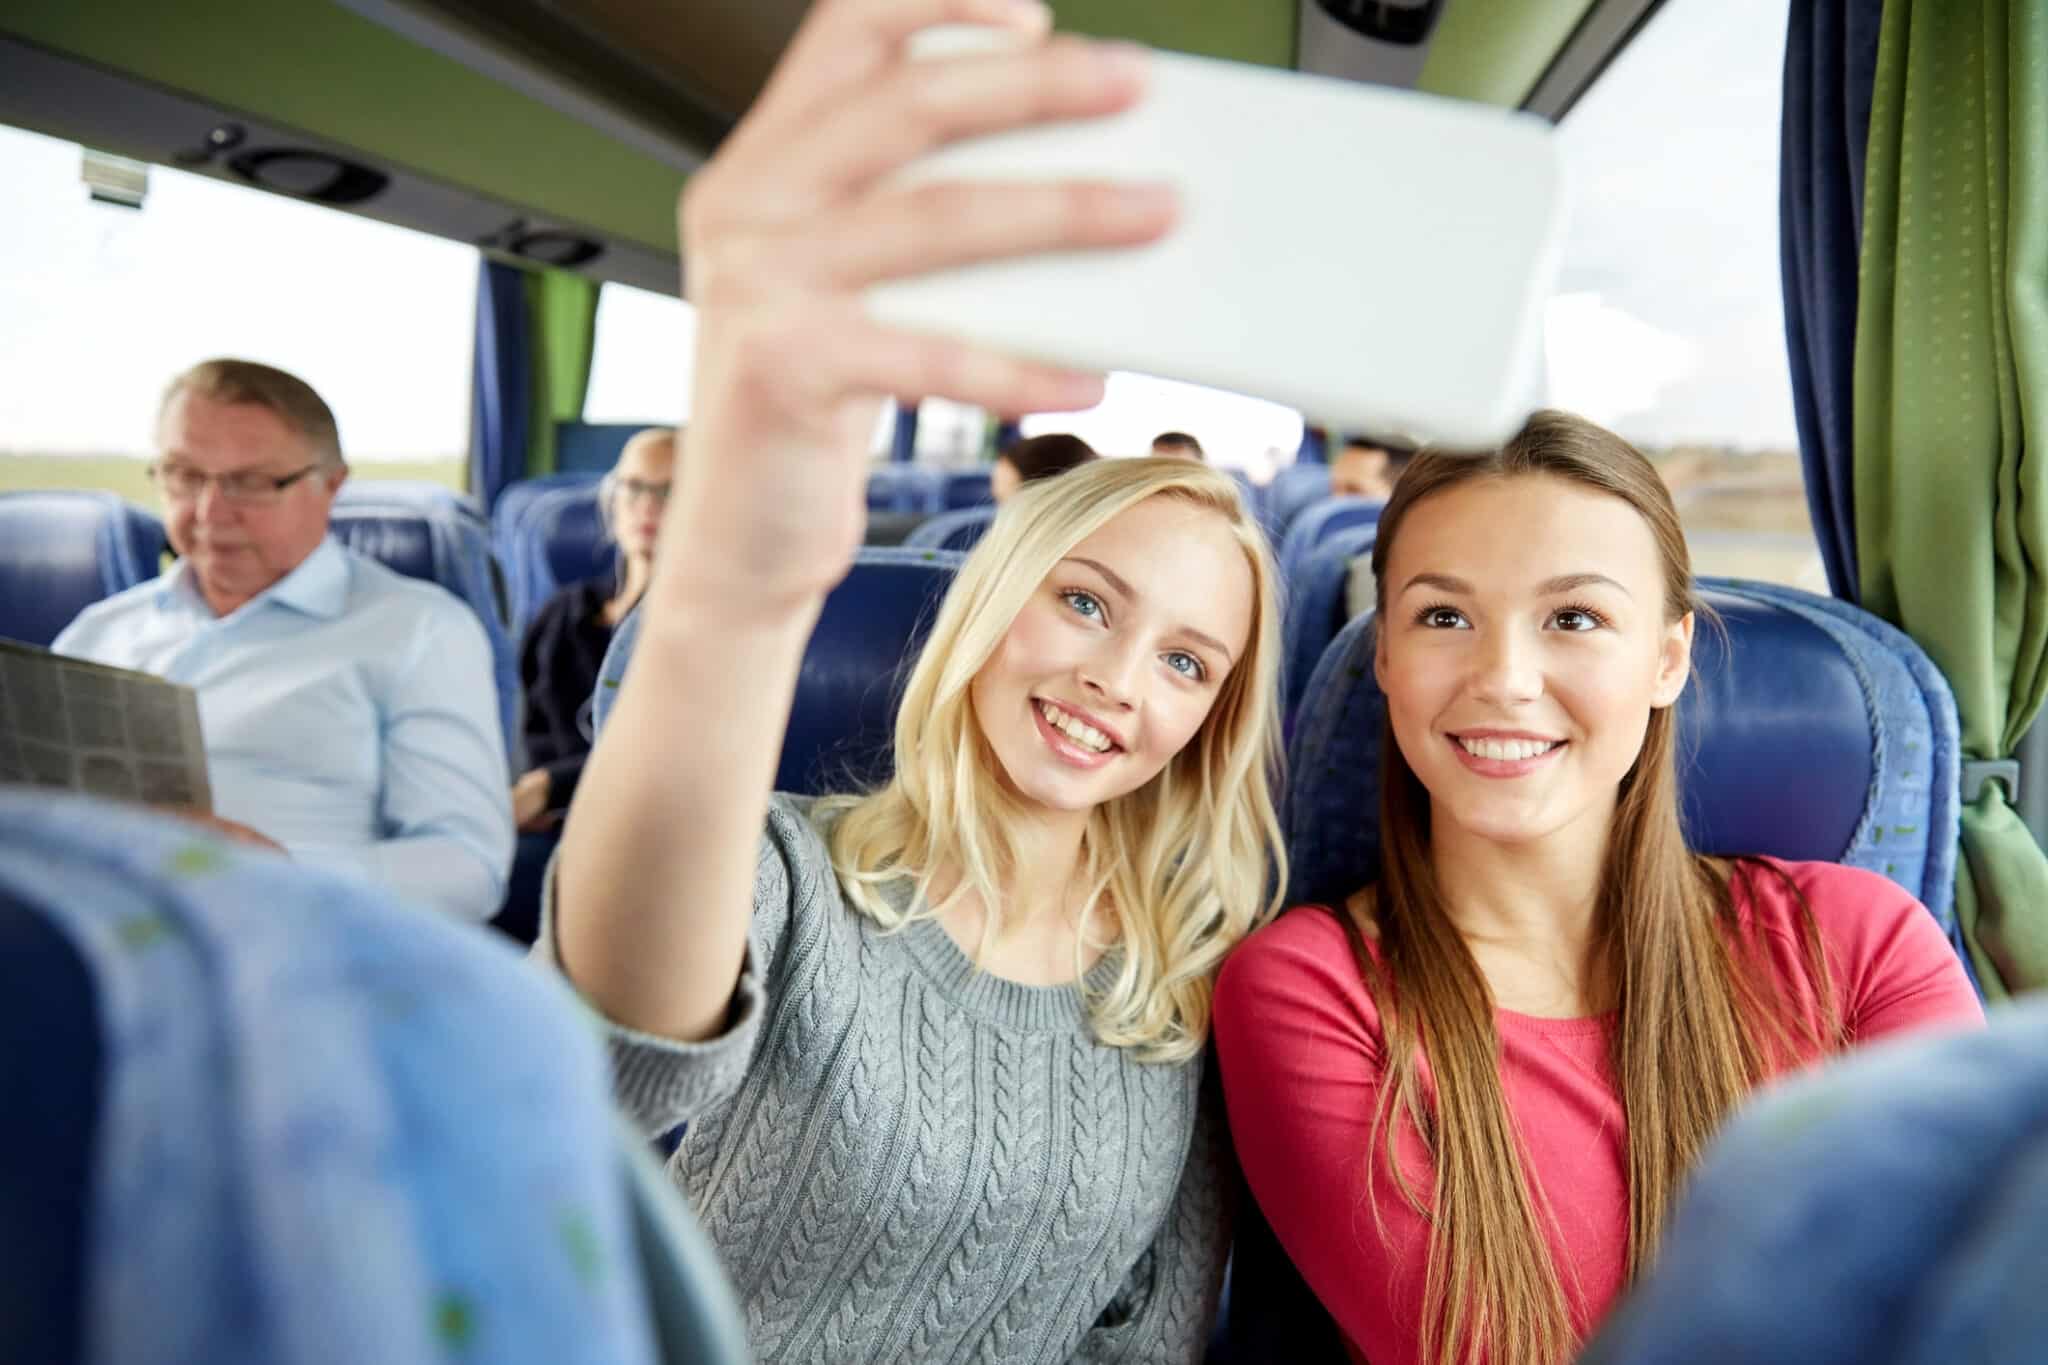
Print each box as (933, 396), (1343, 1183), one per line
(536, 796), (1233, 1364)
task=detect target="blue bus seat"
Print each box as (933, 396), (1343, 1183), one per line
(498, 482), (616, 635)
(1275, 497), (1382, 592)
(1227, 578), (1974, 1361)
(329, 503), (521, 759)
(338, 479), (486, 526)
(1581, 997), (2048, 1365)
(941, 469), (994, 509)
(903, 506), (999, 554)
(865, 465), (944, 516)
(595, 547), (962, 794)
(0, 491), (167, 647)
(1282, 522), (1375, 722)
(0, 792), (748, 1365)
(1264, 463), (1331, 538)
(555, 421), (652, 476)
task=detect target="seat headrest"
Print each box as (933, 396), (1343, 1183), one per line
(942, 470), (994, 509)
(1277, 497), (1382, 588)
(596, 549), (963, 793)
(0, 491), (167, 647)
(330, 510), (439, 582)
(903, 506), (999, 553)
(1287, 580), (1962, 931)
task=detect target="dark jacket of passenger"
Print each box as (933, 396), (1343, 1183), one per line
(518, 578), (619, 811)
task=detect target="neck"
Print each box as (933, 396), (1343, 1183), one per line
(614, 553), (654, 613)
(1428, 798), (1614, 975)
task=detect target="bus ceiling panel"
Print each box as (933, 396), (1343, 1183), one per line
(0, 0), (681, 257)
(0, 36), (681, 297)
(1519, 0), (1668, 122)
(329, 0), (733, 163)
(1416, 0), (1601, 110)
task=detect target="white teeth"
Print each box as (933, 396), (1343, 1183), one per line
(1458, 736), (1560, 762)
(1039, 700), (1112, 754)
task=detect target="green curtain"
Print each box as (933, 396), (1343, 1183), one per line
(522, 268), (600, 478)
(1854, 0), (2048, 996)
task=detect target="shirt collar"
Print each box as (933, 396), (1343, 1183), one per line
(155, 537), (351, 622)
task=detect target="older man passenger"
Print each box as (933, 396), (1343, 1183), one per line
(53, 359), (513, 921)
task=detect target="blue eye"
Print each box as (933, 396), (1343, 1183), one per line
(1165, 651), (1206, 681)
(1061, 589), (1104, 620)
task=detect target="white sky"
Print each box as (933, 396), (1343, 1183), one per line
(0, 0), (1796, 463)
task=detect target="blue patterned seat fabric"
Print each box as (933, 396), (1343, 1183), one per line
(864, 465), (945, 516)
(903, 506), (999, 554)
(1275, 497), (1382, 594)
(596, 547), (964, 794)
(1282, 522), (1376, 722)
(329, 502), (522, 761)
(1581, 998), (2048, 1365)
(1263, 463), (1331, 539)
(0, 791), (748, 1365)
(490, 474), (611, 635)
(0, 491), (167, 648)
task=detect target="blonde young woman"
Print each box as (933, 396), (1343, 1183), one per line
(1213, 411), (1983, 1365)
(541, 2), (1287, 1360)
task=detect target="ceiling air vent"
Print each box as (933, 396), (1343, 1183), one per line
(1298, 0), (1448, 89)
(227, 148), (391, 205)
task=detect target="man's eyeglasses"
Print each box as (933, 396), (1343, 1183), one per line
(148, 462), (327, 506)
(610, 477), (672, 505)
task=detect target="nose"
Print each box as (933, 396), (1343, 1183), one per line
(192, 478), (236, 525)
(1078, 633), (1144, 712)
(1469, 621), (1543, 707)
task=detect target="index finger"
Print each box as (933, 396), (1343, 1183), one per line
(748, 0), (1053, 136)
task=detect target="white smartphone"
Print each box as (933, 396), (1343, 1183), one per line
(865, 28), (1566, 449)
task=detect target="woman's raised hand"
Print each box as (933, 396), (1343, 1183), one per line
(662, 0), (1175, 616)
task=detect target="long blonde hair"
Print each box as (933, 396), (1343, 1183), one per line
(824, 457), (1287, 1063)
(1360, 411), (1838, 1363)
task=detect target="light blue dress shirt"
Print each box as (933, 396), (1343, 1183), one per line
(53, 537), (513, 921)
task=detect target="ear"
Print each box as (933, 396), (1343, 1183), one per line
(1650, 610), (1694, 709)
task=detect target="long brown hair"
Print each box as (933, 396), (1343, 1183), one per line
(1357, 410), (1838, 1364)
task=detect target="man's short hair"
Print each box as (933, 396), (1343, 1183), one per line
(1151, 431), (1204, 459)
(161, 359), (345, 468)
(1341, 433), (1417, 460)
(1002, 433), (1098, 485)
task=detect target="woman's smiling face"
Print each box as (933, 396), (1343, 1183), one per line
(969, 495), (1254, 816)
(1375, 473), (1693, 850)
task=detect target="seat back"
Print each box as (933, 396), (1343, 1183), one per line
(1282, 521), (1376, 721)
(903, 505), (1000, 554)
(0, 491), (167, 647)
(596, 548), (963, 793)
(491, 474), (611, 633)
(338, 479), (486, 526)
(0, 792), (749, 1365)
(941, 469), (994, 509)
(328, 504), (521, 757)
(1265, 463), (1331, 537)
(865, 465), (944, 515)
(1286, 578), (1965, 934)
(1276, 497), (1382, 591)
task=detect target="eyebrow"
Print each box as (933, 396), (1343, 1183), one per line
(1398, 571), (1633, 598)
(1064, 556), (1238, 664)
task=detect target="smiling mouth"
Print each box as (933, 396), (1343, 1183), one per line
(1453, 735), (1563, 762)
(1036, 699), (1121, 755)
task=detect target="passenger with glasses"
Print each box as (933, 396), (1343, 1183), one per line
(498, 427), (675, 942)
(51, 358), (514, 923)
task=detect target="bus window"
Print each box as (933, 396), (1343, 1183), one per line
(1544, 0), (1822, 591)
(1021, 371), (1304, 479)
(582, 282), (693, 427)
(0, 121), (473, 497)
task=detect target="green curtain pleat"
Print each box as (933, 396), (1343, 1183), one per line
(522, 268), (600, 478)
(1854, 0), (2048, 996)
